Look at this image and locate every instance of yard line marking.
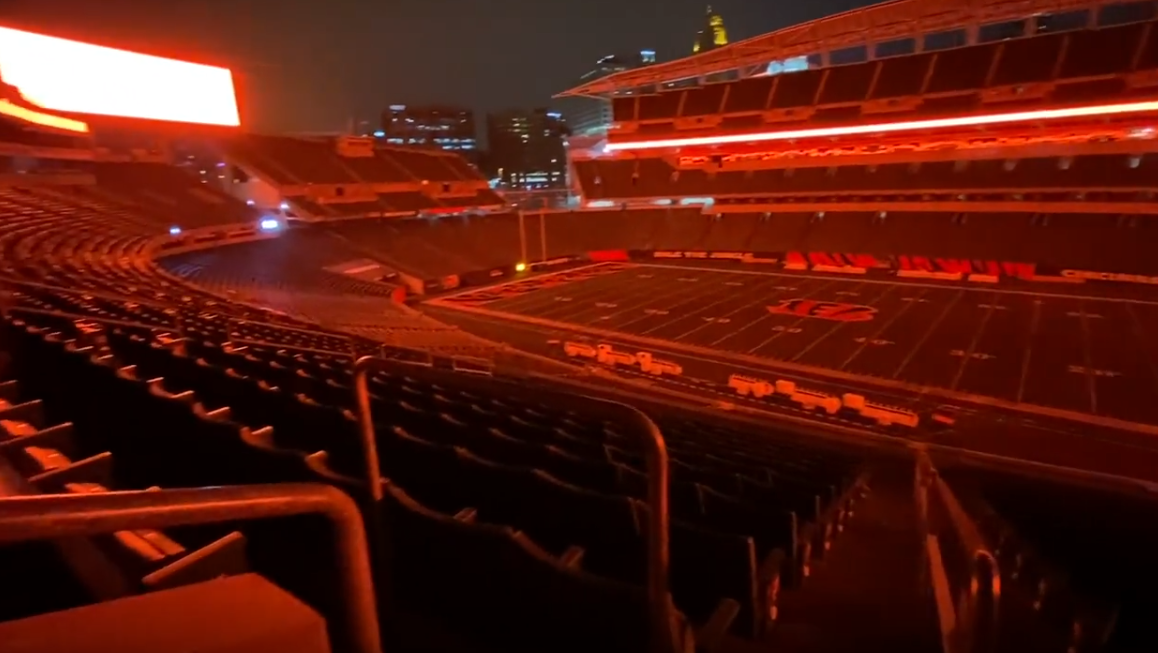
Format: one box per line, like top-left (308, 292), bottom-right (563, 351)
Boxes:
top-left (950, 298), bottom-right (997, 391)
top-left (639, 274), bottom-right (791, 338)
top-left (632, 262), bottom-right (1158, 306)
top-left (1077, 302), bottom-right (1099, 415)
top-left (1123, 303), bottom-right (1158, 396)
top-left (887, 289), bottom-right (961, 378)
top-left (1016, 300), bottom-right (1042, 403)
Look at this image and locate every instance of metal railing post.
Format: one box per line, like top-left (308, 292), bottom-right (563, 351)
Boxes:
top-left (351, 355), bottom-right (680, 652)
top-left (0, 483), bottom-right (381, 653)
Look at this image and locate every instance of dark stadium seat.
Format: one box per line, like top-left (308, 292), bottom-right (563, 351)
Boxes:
top-left (381, 479), bottom-right (659, 653)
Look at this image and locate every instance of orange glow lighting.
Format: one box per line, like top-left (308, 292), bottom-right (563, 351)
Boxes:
top-left (605, 100), bottom-right (1158, 151)
top-left (0, 99), bottom-right (89, 132)
top-left (0, 26), bottom-right (240, 127)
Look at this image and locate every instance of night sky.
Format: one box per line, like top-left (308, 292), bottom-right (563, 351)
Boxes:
top-left (3, 0), bottom-right (876, 134)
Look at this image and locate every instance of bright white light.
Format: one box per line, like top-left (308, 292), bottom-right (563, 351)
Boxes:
top-left (605, 99), bottom-right (1158, 152)
top-left (587, 200), bottom-right (615, 208)
top-left (168, 226), bottom-right (182, 235)
top-left (515, 262), bottom-right (527, 272)
top-left (279, 201), bottom-right (290, 210)
top-left (259, 218), bottom-right (280, 231)
top-left (246, 199), bottom-right (255, 206)
top-left (0, 26), bottom-right (240, 126)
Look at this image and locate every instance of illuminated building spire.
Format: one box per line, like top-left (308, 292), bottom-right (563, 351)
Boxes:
top-left (693, 5), bottom-right (729, 54)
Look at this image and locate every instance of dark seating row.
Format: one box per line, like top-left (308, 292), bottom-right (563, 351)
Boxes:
top-left (574, 155), bottom-right (1158, 201)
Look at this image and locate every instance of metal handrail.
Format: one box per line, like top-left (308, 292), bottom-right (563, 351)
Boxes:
top-left (352, 355), bottom-right (679, 652)
top-left (0, 483), bottom-right (381, 653)
top-left (926, 458), bottom-right (1001, 653)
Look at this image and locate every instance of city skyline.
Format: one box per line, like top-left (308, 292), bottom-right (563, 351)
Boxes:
top-left (1, 0), bottom-right (878, 133)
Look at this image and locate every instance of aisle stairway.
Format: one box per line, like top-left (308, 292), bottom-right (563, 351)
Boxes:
top-left (754, 462), bottom-right (942, 653)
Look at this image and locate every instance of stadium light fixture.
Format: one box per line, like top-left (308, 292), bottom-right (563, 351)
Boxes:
top-left (604, 99), bottom-right (1158, 152)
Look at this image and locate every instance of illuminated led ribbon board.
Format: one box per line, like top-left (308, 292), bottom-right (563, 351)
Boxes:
top-left (0, 98), bottom-right (89, 133)
top-left (0, 26), bottom-right (240, 127)
top-left (605, 100), bottom-right (1158, 152)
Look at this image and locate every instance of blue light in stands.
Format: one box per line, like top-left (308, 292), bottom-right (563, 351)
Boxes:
top-left (373, 130), bottom-right (385, 137)
top-left (259, 218), bottom-right (280, 231)
top-left (168, 226), bottom-right (182, 235)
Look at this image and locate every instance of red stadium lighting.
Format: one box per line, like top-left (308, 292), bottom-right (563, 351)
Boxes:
top-left (0, 26), bottom-right (240, 127)
top-left (0, 98), bottom-right (89, 132)
top-left (604, 100), bottom-right (1158, 152)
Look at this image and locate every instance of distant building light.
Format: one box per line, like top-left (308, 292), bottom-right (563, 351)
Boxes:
top-left (168, 226), bottom-right (182, 235)
top-left (260, 218), bottom-right (281, 231)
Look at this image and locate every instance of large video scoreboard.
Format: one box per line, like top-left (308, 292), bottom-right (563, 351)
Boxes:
top-left (0, 26), bottom-right (240, 128)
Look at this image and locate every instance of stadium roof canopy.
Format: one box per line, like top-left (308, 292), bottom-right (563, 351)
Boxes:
top-left (557, 0), bottom-right (1125, 98)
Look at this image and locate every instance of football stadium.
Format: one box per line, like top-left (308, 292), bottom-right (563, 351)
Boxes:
top-left (2, 1), bottom-right (1158, 651)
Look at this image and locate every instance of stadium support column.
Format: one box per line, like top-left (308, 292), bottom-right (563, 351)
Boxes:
top-left (518, 210), bottom-right (528, 263)
top-left (539, 210), bottom-right (548, 262)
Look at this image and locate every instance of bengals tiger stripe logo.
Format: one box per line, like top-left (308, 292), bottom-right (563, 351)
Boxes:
top-left (767, 299), bottom-right (878, 322)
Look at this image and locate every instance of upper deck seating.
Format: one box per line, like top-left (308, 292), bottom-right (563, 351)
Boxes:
top-left (574, 154), bottom-right (1158, 201)
top-left (229, 136), bottom-right (497, 218)
top-left (610, 20), bottom-right (1158, 132)
top-left (89, 163), bottom-right (258, 229)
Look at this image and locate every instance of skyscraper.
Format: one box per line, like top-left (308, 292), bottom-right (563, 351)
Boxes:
top-left (379, 105), bottom-right (478, 161)
top-left (556, 50), bottom-right (656, 138)
top-left (485, 109), bottom-right (569, 190)
top-left (693, 6), bottom-right (729, 54)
